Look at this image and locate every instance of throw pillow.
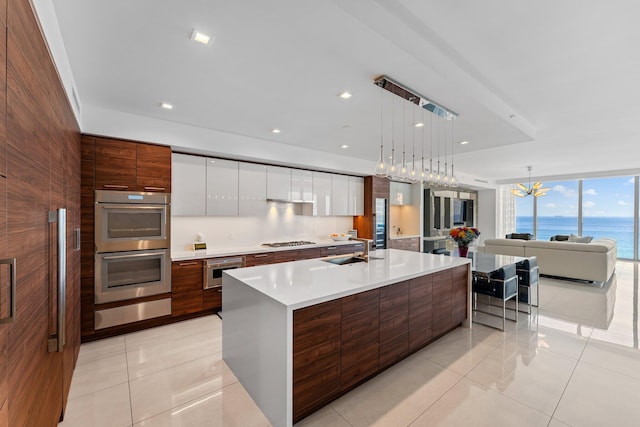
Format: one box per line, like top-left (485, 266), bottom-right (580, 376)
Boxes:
top-left (568, 234), bottom-right (593, 243)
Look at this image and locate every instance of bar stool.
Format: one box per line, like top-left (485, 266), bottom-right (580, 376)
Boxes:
top-left (472, 263), bottom-right (518, 331)
top-left (516, 257), bottom-right (539, 314)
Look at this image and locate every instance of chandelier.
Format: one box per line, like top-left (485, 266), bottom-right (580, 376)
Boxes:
top-left (374, 76), bottom-right (459, 188)
top-left (511, 166), bottom-right (550, 197)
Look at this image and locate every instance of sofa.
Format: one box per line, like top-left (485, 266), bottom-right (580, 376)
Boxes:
top-left (480, 238), bottom-right (617, 284)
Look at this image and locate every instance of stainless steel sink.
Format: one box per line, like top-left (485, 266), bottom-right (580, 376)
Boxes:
top-left (321, 256), bottom-right (367, 265)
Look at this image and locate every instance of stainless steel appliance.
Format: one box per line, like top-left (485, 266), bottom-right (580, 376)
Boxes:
top-left (204, 256), bottom-right (245, 290)
top-left (94, 190), bottom-right (172, 329)
top-left (261, 241), bottom-right (315, 248)
top-left (375, 198), bottom-right (387, 249)
top-left (95, 190), bottom-right (170, 253)
top-left (94, 248), bottom-right (171, 303)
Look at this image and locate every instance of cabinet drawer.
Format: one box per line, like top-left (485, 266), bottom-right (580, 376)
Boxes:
top-left (379, 332), bottom-right (408, 369)
top-left (293, 300), bottom-right (341, 355)
top-left (342, 289), bottom-right (379, 318)
top-left (244, 252), bottom-right (275, 266)
top-left (203, 288), bottom-right (222, 310)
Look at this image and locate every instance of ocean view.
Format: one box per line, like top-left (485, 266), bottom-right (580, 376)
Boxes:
top-left (516, 216), bottom-right (635, 259)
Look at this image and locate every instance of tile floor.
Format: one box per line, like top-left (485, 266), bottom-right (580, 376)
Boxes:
top-left (59, 261), bottom-right (640, 427)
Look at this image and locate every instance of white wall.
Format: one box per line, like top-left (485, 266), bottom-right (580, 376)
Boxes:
top-left (477, 189), bottom-right (497, 245)
top-left (172, 206), bottom-right (353, 252)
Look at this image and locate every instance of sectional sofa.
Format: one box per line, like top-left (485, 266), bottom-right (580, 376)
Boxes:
top-left (480, 238), bottom-right (617, 284)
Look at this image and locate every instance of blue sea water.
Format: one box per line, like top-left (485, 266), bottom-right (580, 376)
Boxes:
top-left (516, 216), bottom-right (635, 259)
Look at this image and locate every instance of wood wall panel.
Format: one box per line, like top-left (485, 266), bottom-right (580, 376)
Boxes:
top-left (5, 0), bottom-right (81, 425)
top-left (80, 136), bottom-right (95, 339)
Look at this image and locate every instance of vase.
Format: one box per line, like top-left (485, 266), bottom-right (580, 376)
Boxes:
top-left (457, 245), bottom-right (469, 257)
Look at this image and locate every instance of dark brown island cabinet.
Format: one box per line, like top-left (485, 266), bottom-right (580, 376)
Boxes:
top-left (293, 265), bottom-right (468, 423)
top-left (0, 0), bottom-right (82, 425)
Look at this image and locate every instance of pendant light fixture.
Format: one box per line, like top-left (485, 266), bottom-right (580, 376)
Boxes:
top-left (398, 100), bottom-right (409, 180)
top-left (373, 76), bottom-right (459, 186)
top-left (375, 84), bottom-right (387, 177)
top-left (409, 103), bottom-right (418, 182)
top-left (511, 166), bottom-right (550, 197)
top-left (388, 94), bottom-right (397, 177)
top-left (420, 107), bottom-right (427, 182)
top-left (450, 118), bottom-right (459, 188)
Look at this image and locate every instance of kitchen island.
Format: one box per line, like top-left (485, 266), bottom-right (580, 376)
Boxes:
top-left (222, 249), bottom-right (471, 427)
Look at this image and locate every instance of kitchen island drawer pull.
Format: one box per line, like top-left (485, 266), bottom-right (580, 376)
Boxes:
top-left (103, 184), bottom-right (129, 190)
top-left (327, 246), bottom-right (337, 250)
top-left (144, 186), bottom-right (166, 192)
top-left (0, 258), bottom-right (17, 324)
top-left (178, 261), bottom-right (199, 266)
top-left (253, 254), bottom-right (269, 258)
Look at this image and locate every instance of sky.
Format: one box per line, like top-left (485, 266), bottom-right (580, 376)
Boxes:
top-left (516, 176), bottom-right (635, 217)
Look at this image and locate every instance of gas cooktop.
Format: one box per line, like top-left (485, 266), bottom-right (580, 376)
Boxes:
top-left (261, 241), bottom-right (316, 248)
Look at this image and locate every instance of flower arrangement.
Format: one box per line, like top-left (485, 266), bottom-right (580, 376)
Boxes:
top-left (449, 227), bottom-right (480, 247)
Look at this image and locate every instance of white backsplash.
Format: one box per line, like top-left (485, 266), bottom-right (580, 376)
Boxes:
top-left (171, 205), bottom-right (354, 252)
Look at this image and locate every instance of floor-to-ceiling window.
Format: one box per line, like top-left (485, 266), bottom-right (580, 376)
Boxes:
top-left (511, 175), bottom-right (638, 260)
top-left (582, 176), bottom-right (635, 259)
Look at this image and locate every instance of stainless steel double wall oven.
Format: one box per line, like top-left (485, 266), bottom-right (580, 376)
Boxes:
top-left (94, 190), bottom-right (171, 329)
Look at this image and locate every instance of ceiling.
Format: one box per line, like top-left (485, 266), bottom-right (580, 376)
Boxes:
top-left (51, 0), bottom-right (640, 183)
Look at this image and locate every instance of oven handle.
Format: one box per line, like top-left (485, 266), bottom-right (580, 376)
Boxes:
top-left (98, 205), bottom-right (167, 210)
top-left (102, 252), bottom-right (164, 260)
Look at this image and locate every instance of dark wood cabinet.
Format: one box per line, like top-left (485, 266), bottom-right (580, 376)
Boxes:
top-left (292, 266), bottom-right (469, 424)
top-left (293, 300), bottom-right (341, 422)
top-left (0, 177), bottom-right (6, 426)
top-left (136, 143), bottom-right (171, 192)
top-left (451, 265), bottom-right (469, 326)
top-left (245, 252), bottom-right (276, 267)
top-left (432, 269), bottom-right (453, 337)
top-left (89, 135), bottom-right (171, 193)
top-left (341, 288), bottom-right (379, 390)
top-left (408, 274), bottom-right (433, 351)
top-left (94, 138), bottom-right (137, 191)
top-left (353, 176), bottom-right (390, 249)
top-left (0, 0), bottom-right (5, 179)
top-left (379, 281), bottom-right (409, 369)
top-left (171, 261), bottom-right (204, 317)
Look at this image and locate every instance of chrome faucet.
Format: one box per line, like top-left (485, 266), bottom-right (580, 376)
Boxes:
top-left (350, 237), bottom-right (371, 262)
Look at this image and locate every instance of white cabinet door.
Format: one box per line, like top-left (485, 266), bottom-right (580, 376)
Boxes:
top-left (390, 181), bottom-right (411, 205)
top-left (331, 174), bottom-right (349, 216)
top-left (207, 158), bottom-right (238, 216)
top-left (239, 162), bottom-right (267, 216)
top-left (172, 153), bottom-right (206, 216)
top-left (348, 176), bottom-right (364, 216)
top-left (312, 172), bottom-right (332, 216)
top-left (266, 166), bottom-right (291, 201)
top-left (291, 169), bottom-right (313, 202)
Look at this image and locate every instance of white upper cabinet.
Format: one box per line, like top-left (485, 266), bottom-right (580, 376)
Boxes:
top-left (348, 176), bottom-right (364, 216)
top-left (172, 153), bottom-right (206, 216)
top-left (207, 158), bottom-right (238, 216)
top-left (291, 169), bottom-right (313, 202)
top-left (266, 166), bottom-right (291, 201)
top-left (390, 181), bottom-right (412, 205)
top-left (312, 172), bottom-right (332, 216)
top-left (239, 162), bottom-right (267, 216)
top-left (331, 174), bottom-right (350, 216)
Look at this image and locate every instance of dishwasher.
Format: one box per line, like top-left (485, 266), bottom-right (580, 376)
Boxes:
top-left (203, 256), bottom-right (245, 318)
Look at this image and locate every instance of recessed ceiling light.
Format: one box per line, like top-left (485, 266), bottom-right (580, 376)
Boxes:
top-left (338, 92), bottom-right (352, 99)
top-left (459, 141), bottom-right (469, 145)
top-left (341, 144), bottom-right (349, 149)
top-left (190, 29), bottom-right (212, 45)
top-left (271, 128), bottom-right (281, 134)
top-left (414, 122), bottom-right (424, 128)
top-left (160, 102), bottom-right (173, 110)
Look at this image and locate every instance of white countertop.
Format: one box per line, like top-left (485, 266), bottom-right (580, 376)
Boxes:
top-left (389, 234), bottom-right (421, 240)
top-left (171, 239), bottom-right (363, 261)
top-left (224, 249), bottom-right (470, 310)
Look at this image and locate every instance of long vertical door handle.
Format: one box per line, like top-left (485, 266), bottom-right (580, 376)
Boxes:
top-left (0, 258), bottom-right (16, 324)
top-left (48, 208), bottom-right (66, 352)
top-left (58, 208), bottom-right (66, 351)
